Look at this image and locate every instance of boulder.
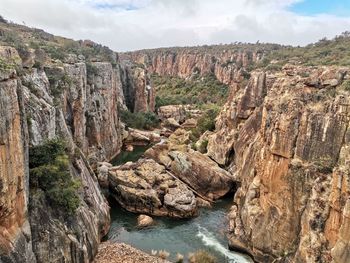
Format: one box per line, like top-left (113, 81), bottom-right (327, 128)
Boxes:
top-left (108, 159), bottom-right (198, 218)
top-left (169, 150), bottom-right (235, 200)
top-left (137, 215), bottom-right (154, 228)
top-left (163, 118), bottom-right (180, 130)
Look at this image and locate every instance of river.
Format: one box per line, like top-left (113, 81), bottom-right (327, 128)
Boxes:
top-left (107, 145), bottom-right (253, 263)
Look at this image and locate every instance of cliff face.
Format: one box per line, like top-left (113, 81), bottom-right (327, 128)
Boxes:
top-left (0, 41), bottom-right (152, 262)
top-left (206, 65), bottom-right (350, 262)
top-left (0, 47), bottom-right (36, 263)
top-left (124, 48), bottom-right (263, 90)
top-left (119, 64), bottom-right (155, 113)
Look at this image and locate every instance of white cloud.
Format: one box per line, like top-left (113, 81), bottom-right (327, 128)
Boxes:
top-left (1, 0), bottom-right (350, 51)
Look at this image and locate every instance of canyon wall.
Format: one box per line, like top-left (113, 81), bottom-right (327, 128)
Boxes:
top-left (0, 42), bottom-right (154, 262)
top-left (119, 63), bottom-right (155, 113)
top-left (207, 66), bottom-right (350, 262)
top-left (123, 46), bottom-right (265, 90)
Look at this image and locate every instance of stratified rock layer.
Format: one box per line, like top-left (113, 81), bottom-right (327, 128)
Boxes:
top-left (0, 41), bottom-right (155, 262)
top-left (207, 65), bottom-right (350, 262)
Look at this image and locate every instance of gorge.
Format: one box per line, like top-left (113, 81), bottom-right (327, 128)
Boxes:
top-left (1, 19), bottom-right (350, 263)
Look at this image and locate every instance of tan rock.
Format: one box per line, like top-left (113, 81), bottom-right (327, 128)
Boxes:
top-left (137, 215), bottom-right (154, 228)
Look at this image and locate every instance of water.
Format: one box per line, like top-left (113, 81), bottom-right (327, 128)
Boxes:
top-left (107, 142), bottom-right (252, 262)
top-left (107, 198), bottom-right (253, 263)
top-left (111, 145), bottom-right (152, 166)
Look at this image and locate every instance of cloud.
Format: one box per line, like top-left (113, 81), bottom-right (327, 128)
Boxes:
top-left (1, 0), bottom-right (350, 51)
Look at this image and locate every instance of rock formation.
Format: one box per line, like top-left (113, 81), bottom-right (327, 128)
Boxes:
top-left (119, 63), bottom-right (155, 113)
top-left (0, 46), bottom-right (36, 263)
top-left (207, 65), bottom-right (350, 262)
top-left (0, 33), bottom-right (156, 261)
top-left (108, 159), bottom-right (198, 218)
top-left (145, 129), bottom-right (236, 201)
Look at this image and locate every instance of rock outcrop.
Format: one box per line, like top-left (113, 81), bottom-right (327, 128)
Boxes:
top-left (119, 64), bottom-right (155, 113)
top-left (123, 46), bottom-right (264, 90)
top-left (206, 65), bottom-right (350, 262)
top-left (0, 47), bottom-right (36, 263)
top-left (108, 159), bottom-right (198, 218)
top-left (0, 39), bottom-right (154, 262)
top-left (145, 129), bottom-right (236, 201)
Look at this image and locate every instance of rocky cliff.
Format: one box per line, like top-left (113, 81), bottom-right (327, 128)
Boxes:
top-left (207, 65), bottom-right (350, 262)
top-left (0, 31), bottom-right (155, 262)
top-left (123, 46), bottom-right (267, 91)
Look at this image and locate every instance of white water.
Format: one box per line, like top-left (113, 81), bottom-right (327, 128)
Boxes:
top-left (197, 225), bottom-right (253, 263)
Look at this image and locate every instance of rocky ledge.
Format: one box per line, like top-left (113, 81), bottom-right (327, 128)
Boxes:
top-left (94, 242), bottom-right (170, 263)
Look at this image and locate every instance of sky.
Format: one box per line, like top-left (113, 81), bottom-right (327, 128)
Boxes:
top-left (1, 0), bottom-right (350, 52)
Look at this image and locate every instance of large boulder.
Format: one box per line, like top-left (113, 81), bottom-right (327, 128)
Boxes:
top-left (169, 150), bottom-right (235, 200)
top-left (108, 159), bottom-right (197, 218)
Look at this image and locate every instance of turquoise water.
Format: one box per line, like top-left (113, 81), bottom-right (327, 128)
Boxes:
top-left (107, 198), bottom-right (253, 263)
top-left (107, 143), bottom-right (252, 262)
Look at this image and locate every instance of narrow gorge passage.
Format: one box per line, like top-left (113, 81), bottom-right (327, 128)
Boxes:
top-left (105, 140), bottom-right (253, 263)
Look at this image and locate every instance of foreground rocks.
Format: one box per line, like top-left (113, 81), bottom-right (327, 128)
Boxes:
top-left (94, 242), bottom-right (170, 263)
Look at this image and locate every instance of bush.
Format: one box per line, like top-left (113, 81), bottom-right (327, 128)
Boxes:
top-left (191, 107), bottom-right (220, 141)
top-left (189, 250), bottom-right (217, 263)
top-left (341, 80), bottom-right (350, 91)
top-left (120, 109), bottom-right (160, 130)
top-left (86, 62), bottom-right (99, 75)
top-left (29, 139), bottom-right (80, 215)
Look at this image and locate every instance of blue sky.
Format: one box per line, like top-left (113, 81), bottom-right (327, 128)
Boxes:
top-left (2, 0), bottom-right (350, 51)
top-left (290, 0), bottom-right (350, 16)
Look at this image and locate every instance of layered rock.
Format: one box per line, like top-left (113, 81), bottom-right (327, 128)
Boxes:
top-left (0, 42), bottom-right (140, 262)
top-left (0, 47), bottom-right (36, 263)
top-left (123, 47), bottom-right (264, 90)
top-left (119, 64), bottom-right (155, 113)
top-left (108, 159), bottom-right (197, 218)
top-left (145, 129), bottom-right (236, 201)
top-left (207, 65), bottom-right (350, 262)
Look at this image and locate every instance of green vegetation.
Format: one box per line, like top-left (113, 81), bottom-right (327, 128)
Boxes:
top-left (196, 139), bottom-right (209, 154)
top-left (0, 57), bottom-right (16, 72)
top-left (152, 74), bottom-right (229, 109)
top-left (340, 80), bottom-right (350, 91)
top-left (120, 109), bottom-right (160, 130)
top-left (254, 32), bottom-right (350, 70)
top-left (0, 21), bottom-right (117, 66)
top-left (47, 73), bottom-right (73, 99)
top-left (190, 106), bottom-right (220, 141)
top-left (29, 139), bottom-right (80, 215)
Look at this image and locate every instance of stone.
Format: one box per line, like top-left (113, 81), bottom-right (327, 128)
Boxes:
top-left (169, 150), bottom-right (235, 200)
top-left (137, 215), bottom-right (154, 228)
top-left (108, 159), bottom-right (198, 218)
top-left (163, 117), bottom-right (180, 130)
top-left (126, 144), bottom-right (134, 152)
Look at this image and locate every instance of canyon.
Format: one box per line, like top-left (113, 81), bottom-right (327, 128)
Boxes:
top-left (1, 20), bottom-right (350, 263)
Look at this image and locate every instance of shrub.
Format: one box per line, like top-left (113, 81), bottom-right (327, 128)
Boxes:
top-left (86, 62), bottom-right (99, 75)
top-left (188, 250), bottom-right (217, 263)
top-left (341, 80), bottom-right (350, 91)
top-left (29, 139), bottom-right (80, 215)
top-left (120, 109), bottom-right (160, 130)
top-left (158, 250), bottom-right (170, 260)
top-left (191, 107), bottom-right (220, 141)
